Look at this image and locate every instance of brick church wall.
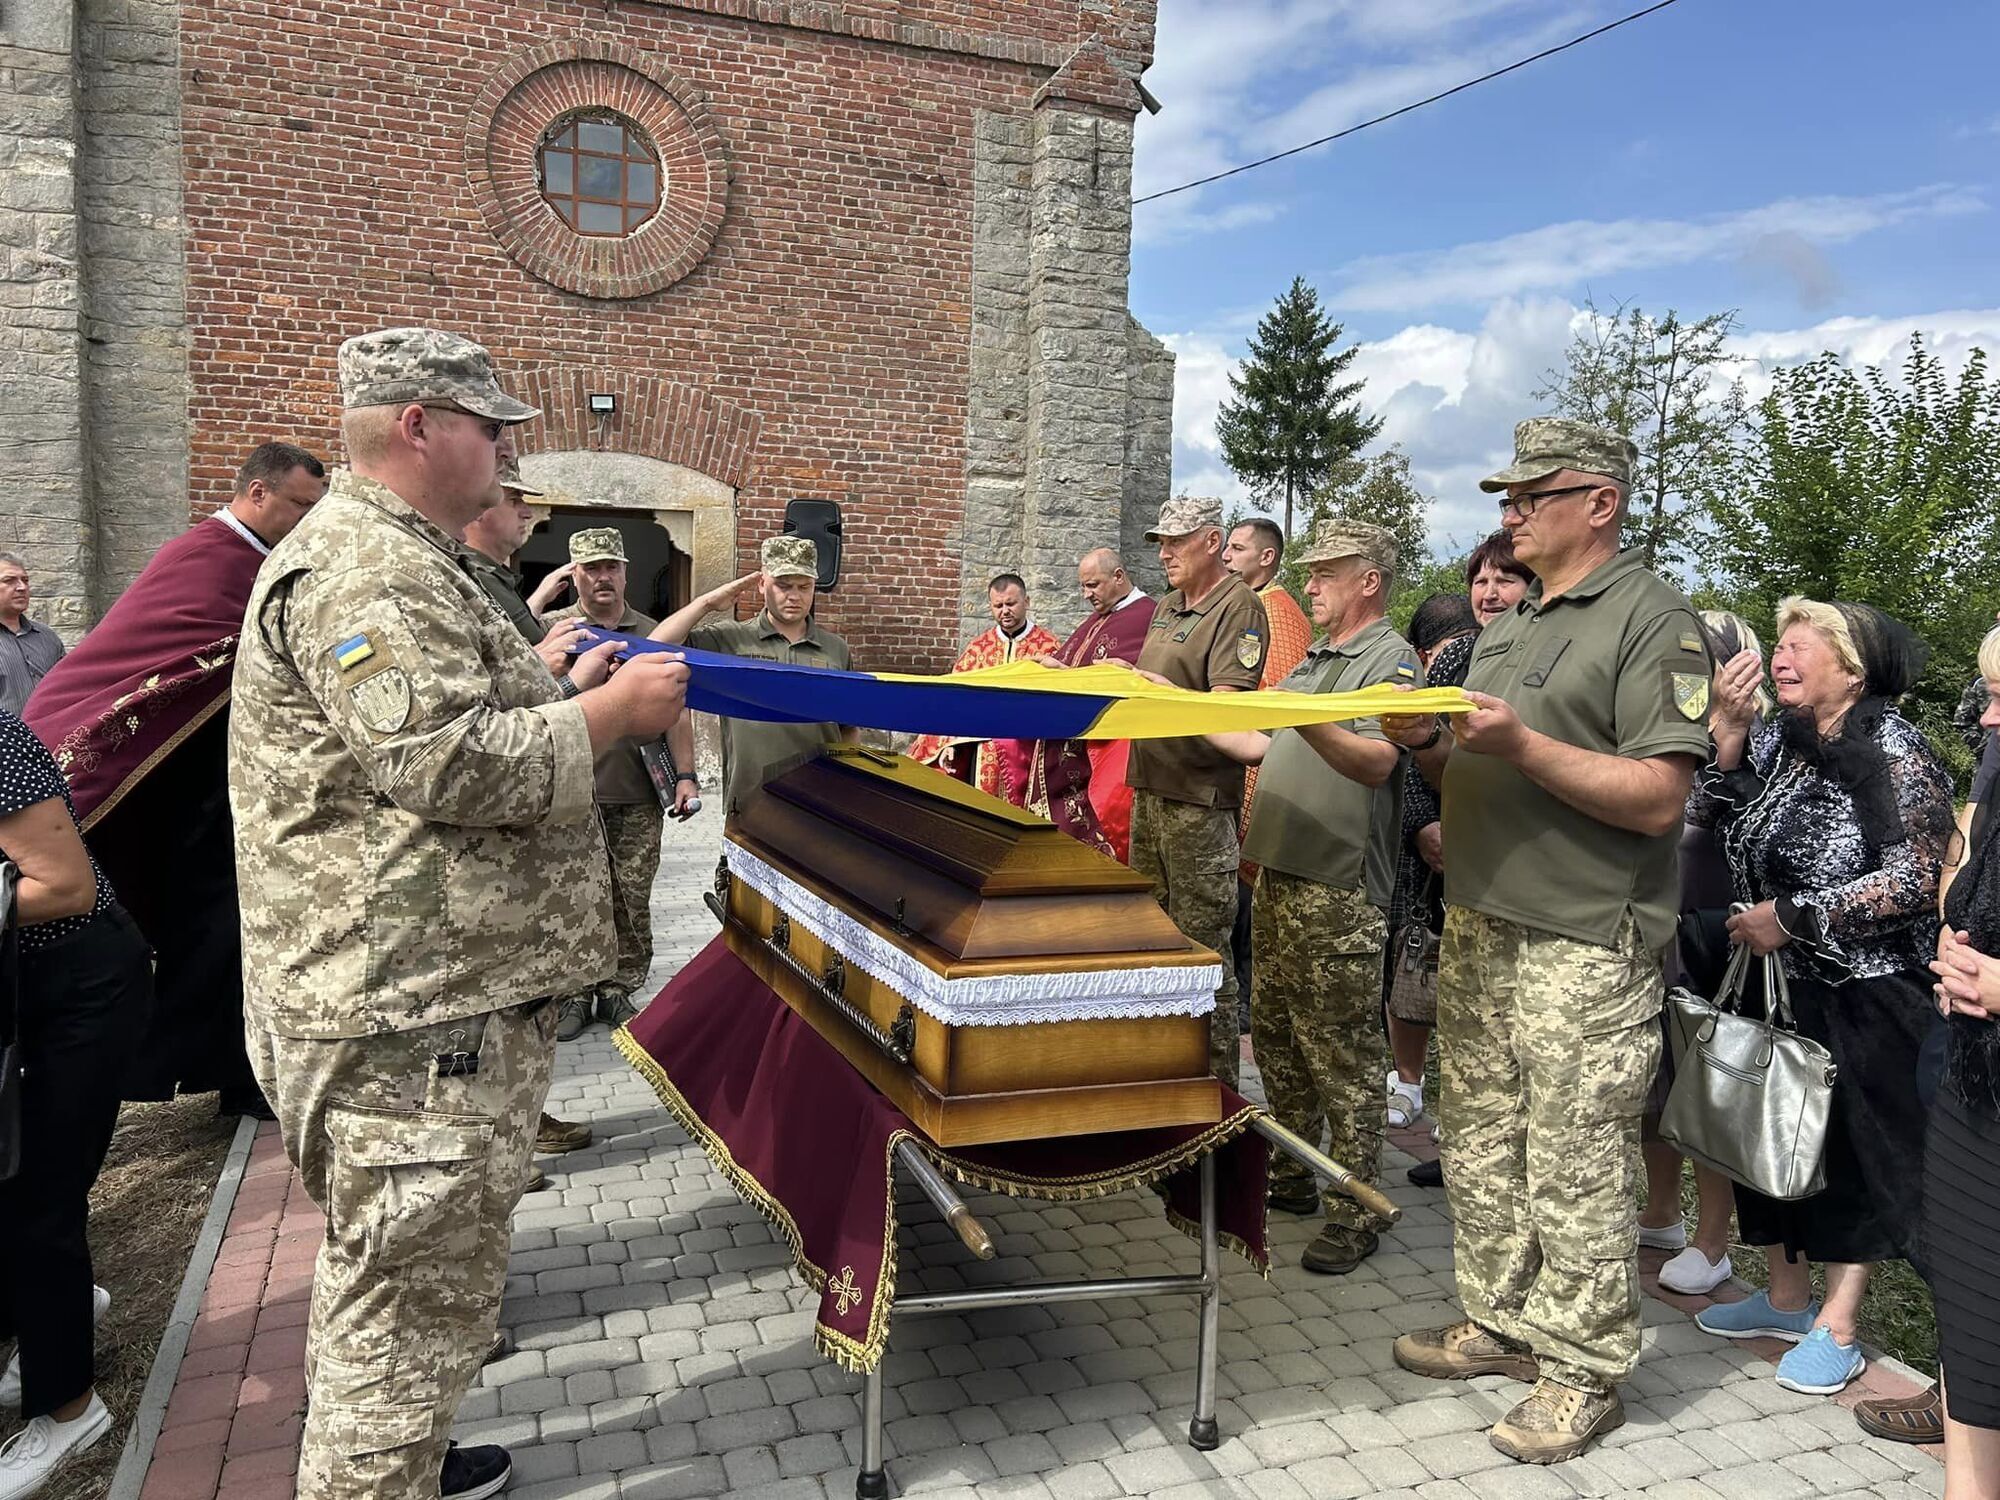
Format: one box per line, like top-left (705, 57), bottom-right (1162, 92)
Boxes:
top-left (168, 0), bottom-right (1168, 671)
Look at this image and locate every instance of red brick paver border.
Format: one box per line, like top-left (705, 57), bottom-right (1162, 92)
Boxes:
top-left (144, 1122), bottom-right (319, 1500)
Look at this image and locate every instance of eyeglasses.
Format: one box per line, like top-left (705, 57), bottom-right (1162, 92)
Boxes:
top-left (419, 404), bottom-right (506, 444)
top-left (1499, 483), bottom-right (1599, 519)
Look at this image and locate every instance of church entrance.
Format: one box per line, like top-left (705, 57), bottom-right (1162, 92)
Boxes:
top-left (519, 507), bottom-right (691, 621)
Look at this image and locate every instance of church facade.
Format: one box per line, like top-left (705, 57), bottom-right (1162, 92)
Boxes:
top-left (2, 0), bottom-right (1173, 666)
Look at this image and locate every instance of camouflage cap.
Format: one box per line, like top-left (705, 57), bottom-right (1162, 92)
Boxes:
top-left (761, 534), bottom-right (818, 579)
top-left (336, 326), bottom-right (540, 422)
top-left (1297, 518), bottom-right (1399, 576)
top-left (569, 526), bottom-right (627, 565)
top-left (1144, 495), bottom-right (1224, 541)
top-left (1479, 416), bottom-right (1637, 492)
top-left (496, 455), bottom-right (543, 497)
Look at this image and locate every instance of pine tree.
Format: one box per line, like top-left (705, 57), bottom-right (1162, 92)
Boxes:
top-left (1216, 277), bottom-right (1383, 539)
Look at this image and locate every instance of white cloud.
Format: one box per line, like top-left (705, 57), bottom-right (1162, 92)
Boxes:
top-left (1332, 186), bottom-right (1984, 312)
top-left (1167, 303), bottom-right (2000, 557)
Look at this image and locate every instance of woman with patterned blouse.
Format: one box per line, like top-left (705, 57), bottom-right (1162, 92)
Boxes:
top-left (0, 710), bottom-right (152, 1500)
top-left (1688, 599), bottom-right (1951, 1399)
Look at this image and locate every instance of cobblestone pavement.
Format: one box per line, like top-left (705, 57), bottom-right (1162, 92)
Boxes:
top-left (138, 810), bottom-right (1946, 1500)
top-left (447, 813), bottom-right (1945, 1500)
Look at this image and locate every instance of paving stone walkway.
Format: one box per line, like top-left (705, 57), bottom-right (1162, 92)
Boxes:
top-left (139, 812), bottom-right (1945, 1499)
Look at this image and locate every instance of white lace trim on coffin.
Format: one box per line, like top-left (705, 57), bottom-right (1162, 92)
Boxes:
top-left (723, 843), bottom-right (1221, 1027)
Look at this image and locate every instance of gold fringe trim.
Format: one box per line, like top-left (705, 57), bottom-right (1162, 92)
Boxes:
top-left (613, 1024), bottom-right (904, 1372)
top-left (614, 1028), bottom-right (1275, 1371)
top-left (79, 686), bottom-right (233, 832)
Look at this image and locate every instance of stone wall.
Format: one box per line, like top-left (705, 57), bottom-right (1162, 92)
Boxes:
top-left (0, 0), bottom-right (91, 633)
top-left (954, 79), bottom-right (1174, 647)
top-left (77, 0), bottom-right (190, 597)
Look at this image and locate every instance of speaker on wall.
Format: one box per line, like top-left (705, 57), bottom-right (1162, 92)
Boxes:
top-left (782, 500), bottom-right (842, 591)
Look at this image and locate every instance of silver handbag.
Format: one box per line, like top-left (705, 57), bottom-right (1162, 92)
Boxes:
top-left (1659, 920), bottom-right (1837, 1201)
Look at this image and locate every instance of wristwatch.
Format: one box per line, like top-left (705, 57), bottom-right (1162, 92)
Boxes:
top-left (676, 772), bottom-right (699, 787)
top-left (556, 675), bottom-right (581, 700)
top-left (1410, 717), bottom-right (1443, 752)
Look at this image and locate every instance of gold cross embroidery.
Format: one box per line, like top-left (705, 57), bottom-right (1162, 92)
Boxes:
top-left (829, 1265), bottom-right (862, 1317)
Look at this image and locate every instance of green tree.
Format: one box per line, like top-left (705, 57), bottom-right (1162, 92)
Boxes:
top-left (1706, 335), bottom-right (2000, 778)
top-left (1535, 297), bottom-right (1748, 573)
top-left (1216, 276), bottom-right (1383, 539)
top-left (1280, 445), bottom-right (1433, 614)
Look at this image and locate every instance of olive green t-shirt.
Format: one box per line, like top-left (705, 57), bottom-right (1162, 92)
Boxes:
top-left (544, 602), bottom-right (660, 806)
top-left (1242, 617), bottom-right (1419, 906)
top-left (1127, 573), bottom-right (1269, 809)
top-left (686, 610), bottom-right (853, 813)
top-left (1442, 550), bottom-right (1712, 953)
top-left (465, 549), bottom-right (544, 646)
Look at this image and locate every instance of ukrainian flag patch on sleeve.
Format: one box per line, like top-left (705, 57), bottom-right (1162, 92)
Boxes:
top-left (333, 633), bottom-right (375, 671)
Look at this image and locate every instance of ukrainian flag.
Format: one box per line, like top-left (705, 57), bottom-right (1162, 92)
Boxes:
top-left (578, 629), bottom-right (1470, 740)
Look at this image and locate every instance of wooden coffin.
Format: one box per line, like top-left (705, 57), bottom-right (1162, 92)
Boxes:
top-left (712, 747), bottom-right (1224, 1145)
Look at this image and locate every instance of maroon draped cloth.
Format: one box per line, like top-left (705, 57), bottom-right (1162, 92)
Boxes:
top-left (616, 937), bottom-right (1268, 1372)
top-left (1027, 595), bottom-right (1158, 861)
top-left (25, 515), bottom-right (265, 827)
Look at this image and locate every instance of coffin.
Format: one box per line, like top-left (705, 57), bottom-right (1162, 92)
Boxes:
top-left (711, 747), bottom-right (1224, 1145)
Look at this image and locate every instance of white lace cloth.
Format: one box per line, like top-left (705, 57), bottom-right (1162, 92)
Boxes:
top-left (724, 843), bottom-right (1220, 1027)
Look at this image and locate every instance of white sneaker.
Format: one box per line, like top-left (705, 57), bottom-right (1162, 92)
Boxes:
top-left (1637, 1219), bottom-right (1688, 1251)
top-left (0, 1394), bottom-right (113, 1499)
top-left (1657, 1246), bottom-right (1733, 1295)
top-left (1385, 1069), bottom-right (1425, 1128)
top-left (0, 1288), bottom-right (107, 1412)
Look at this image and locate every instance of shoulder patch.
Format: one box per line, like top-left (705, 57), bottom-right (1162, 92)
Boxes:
top-left (1394, 659), bottom-right (1417, 681)
top-left (1678, 632), bottom-right (1705, 655)
top-left (1236, 629), bottom-right (1264, 670)
top-left (333, 633), bottom-right (374, 670)
top-left (1670, 669), bottom-right (1710, 722)
top-left (349, 667), bottom-right (413, 735)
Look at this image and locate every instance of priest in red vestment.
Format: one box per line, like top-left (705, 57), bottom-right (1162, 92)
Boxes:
top-left (25, 443), bottom-right (328, 1117)
top-left (907, 572), bottom-right (1060, 804)
top-left (1025, 548), bottom-right (1157, 861)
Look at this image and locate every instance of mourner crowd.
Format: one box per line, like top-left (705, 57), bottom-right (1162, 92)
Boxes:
top-left (0, 325), bottom-right (1996, 1500)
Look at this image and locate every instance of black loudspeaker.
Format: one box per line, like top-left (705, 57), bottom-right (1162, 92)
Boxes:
top-left (783, 500), bottom-right (843, 591)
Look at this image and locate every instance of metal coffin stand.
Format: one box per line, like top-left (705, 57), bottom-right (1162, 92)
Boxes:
top-left (855, 1119), bottom-right (1395, 1500)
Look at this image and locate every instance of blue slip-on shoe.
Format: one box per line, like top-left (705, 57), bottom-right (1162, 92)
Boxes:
top-left (1774, 1325), bottom-right (1866, 1395)
top-left (1695, 1289), bottom-right (1821, 1343)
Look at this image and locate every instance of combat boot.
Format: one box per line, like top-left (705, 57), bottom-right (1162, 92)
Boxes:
top-left (1392, 1319), bottom-right (1539, 1381)
top-left (1301, 1224), bottom-right (1377, 1275)
top-left (1488, 1377), bottom-right (1624, 1463)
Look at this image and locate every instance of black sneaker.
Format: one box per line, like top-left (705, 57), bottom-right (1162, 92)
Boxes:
top-left (1267, 1183), bottom-right (1321, 1216)
top-left (1406, 1158), bottom-right (1443, 1188)
top-left (216, 1085), bottom-right (277, 1122)
top-left (440, 1441), bottom-right (511, 1500)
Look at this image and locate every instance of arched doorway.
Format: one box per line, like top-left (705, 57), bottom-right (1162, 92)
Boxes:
top-left (518, 507), bottom-right (690, 620)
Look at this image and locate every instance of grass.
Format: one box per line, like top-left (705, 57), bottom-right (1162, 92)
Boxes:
top-left (0, 1096), bottom-right (238, 1500)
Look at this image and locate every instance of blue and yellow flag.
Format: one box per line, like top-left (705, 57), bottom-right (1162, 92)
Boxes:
top-left (578, 628), bottom-right (1470, 740)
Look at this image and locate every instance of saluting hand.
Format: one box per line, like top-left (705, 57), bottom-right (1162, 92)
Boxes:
top-left (707, 572), bottom-right (762, 609)
top-left (1453, 690), bottom-right (1529, 760)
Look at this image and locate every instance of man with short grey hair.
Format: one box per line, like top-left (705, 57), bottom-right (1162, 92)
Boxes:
top-left (0, 553), bottom-right (65, 716)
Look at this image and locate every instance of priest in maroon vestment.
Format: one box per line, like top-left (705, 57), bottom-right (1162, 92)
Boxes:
top-left (25, 443), bottom-right (327, 1116)
top-left (1026, 548), bottom-right (1156, 861)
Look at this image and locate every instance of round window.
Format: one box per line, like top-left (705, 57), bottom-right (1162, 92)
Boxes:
top-left (538, 113), bottom-right (662, 237)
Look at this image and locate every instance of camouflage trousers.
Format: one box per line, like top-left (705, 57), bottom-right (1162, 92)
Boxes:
top-left (1129, 790), bottom-right (1241, 1088)
top-left (602, 800), bottom-right (665, 995)
top-left (1251, 871), bottom-right (1390, 1233)
top-left (1437, 907), bottom-right (1662, 1393)
top-left (248, 999), bottom-right (556, 1500)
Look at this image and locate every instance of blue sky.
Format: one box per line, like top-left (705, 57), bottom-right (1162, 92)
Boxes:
top-left (1130, 0), bottom-right (2000, 554)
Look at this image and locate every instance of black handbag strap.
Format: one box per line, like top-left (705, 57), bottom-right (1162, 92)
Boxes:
top-left (0, 861), bottom-right (17, 1049)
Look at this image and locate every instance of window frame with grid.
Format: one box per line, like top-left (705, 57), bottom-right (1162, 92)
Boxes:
top-left (537, 112), bottom-right (663, 237)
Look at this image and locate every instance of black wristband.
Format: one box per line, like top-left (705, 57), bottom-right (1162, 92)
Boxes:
top-left (556, 675), bottom-right (581, 700)
top-left (676, 772), bottom-right (698, 784)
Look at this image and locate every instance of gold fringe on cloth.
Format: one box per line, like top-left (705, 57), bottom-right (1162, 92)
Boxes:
top-left (615, 1024), bottom-right (1269, 1372)
top-left (613, 1024), bottom-right (904, 1371)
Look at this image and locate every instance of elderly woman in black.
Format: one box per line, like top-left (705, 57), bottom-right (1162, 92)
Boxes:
top-left (1689, 599), bottom-right (1950, 1398)
top-left (1921, 622), bottom-right (2000, 1496)
top-left (0, 710), bottom-right (151, 1499)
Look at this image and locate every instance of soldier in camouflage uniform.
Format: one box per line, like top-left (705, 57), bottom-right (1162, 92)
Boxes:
top-left (1382, 419), bottom-right (1712, 1464)
top-left (1207, 521), bottom-right (1417, 1275)
top-left (544, 525), bottom-right (697, 1037)
top-left (1126, 496), bottom-right (1268, 1088)
top-left (229, 327), bottom-right (691, 1500)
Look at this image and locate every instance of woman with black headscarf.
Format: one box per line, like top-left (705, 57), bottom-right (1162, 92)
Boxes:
top-left (1687, 598), bottom-right (1952, 1399)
